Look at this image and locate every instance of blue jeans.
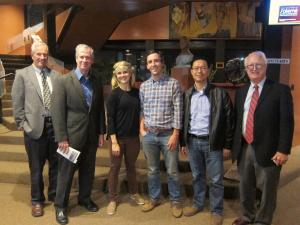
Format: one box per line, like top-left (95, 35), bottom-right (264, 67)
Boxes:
top-left (187, 137), bottom-right (224, 215)
top-left (142, 131), bottom-right (181, 202)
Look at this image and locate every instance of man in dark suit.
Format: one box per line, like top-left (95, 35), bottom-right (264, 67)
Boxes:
top-left (232, 51), bottom-right (294, 225)
top-left (51, 44), bottom-right (106, 225)
top-left (11, 41), bottom-right (59, 217)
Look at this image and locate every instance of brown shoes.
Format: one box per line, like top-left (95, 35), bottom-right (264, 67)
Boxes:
top-left (232, 217), bottom-right (250, 225)
top-left (210, 213), bottom-right (223, 225)
top-left (171, 202), bottom-right (182, 218)
top-left (142, 200), bottom-right (160, 212)
top-left (31, 203), bottom-right (44, 217)
top-left (183, 206), bottom-right (201, 217)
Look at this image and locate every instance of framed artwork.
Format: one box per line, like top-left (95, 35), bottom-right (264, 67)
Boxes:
top-left (170, 1), bottom-right (262, 39)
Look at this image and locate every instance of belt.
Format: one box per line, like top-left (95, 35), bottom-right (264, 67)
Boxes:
top-left (44, 116), bottom-right (52, 123)
top-left (188, 133), bottom-right (209, 140)
top-left (145, 127), bottom-right (173, 134)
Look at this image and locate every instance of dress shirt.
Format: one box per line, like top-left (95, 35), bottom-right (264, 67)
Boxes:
top-left (75, 68), bottom-right (93, 107)
top-left (242, 78), bottom-right (266, 135)
top-left (33, 65), bottom-right (53, 98)
top-left (140, 75), bottom-right (182, 130)
top-left (189, 86), bottom-right (210, 136)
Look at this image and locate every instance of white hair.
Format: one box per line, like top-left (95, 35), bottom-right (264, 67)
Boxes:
top-left (75, 44), bottom-right (94, 59)
top-left (31, 42), bottom-right (48, 56)
top-left (244, 51), bottom-right (267, 66)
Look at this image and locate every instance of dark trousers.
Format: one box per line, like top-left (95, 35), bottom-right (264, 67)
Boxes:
top-left (54, 142), bottom-right (97, 210)
top-left (108, 137), bottom-right (140, 201)
top-left (238, 143), bottom-right (281, 225)
top-left (24, 120), bottom-right (58, 204)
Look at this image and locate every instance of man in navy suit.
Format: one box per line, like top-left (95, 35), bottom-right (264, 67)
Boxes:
top-left (232, 51), bottom-right (294, 225)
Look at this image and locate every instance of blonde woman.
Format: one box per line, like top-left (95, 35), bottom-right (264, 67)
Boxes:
top-left (106, 61), bottom-right (144, 215)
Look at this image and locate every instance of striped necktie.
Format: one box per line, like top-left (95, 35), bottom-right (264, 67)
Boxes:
top-left (41, 70), bottom-right (51, 109)
top-left (244, 85), bottom-right (259, 144)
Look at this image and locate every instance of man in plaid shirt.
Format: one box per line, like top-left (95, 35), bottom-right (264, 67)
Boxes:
top-left (139, 51), bottom-right (183, 218)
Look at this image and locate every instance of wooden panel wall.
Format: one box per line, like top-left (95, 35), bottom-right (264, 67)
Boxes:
top-left (0, 5), bottom-right (25, 55)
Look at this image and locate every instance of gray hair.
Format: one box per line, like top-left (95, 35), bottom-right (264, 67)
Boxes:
top-left (31, 42), bottom-right (48, 56)
top-left (75, 44), bottom-right (94, 59)
top-left (244, 51), bottom-right (267, 66)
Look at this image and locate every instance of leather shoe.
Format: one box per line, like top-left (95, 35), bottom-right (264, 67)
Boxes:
top-left (78, 200), bottom-right (99, 212)
top-left (31, 203), bottom-right (44, 217)
top-left (232, 217), bottom-right (250, 225)
top-left (55, 209), bottom-right (68, 225)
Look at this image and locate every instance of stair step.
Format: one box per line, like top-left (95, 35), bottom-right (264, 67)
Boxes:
top-left (1, 116), bottom-right (17, 130)
top-left (2, 99), bottom-right (12, 108)
top-left (4, 85), bottom-right (12, 92)
top-left (4, 79), bottom-right (13, 86)
top-left (0, 143), bottom-right (192, 172)
top-left (1, 93), bottom-right (12, 100)
top-left (0, 160), bottom-right (110, 190)
top-left (2, 108), bottom-right (13, 116)
top-left (0, 144), bottom-right (27, 162)
top-left (0, 160), bottom-right (239, 198)
top-left (0, 125), bottom-right (23, 143)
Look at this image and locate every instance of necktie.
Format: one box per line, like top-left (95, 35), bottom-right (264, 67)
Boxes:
top-left (41, 70), bottom-right (51, 109)
top-left (244, 85), bottom-right (259, 144)
top-left (80, 76), bottom-right (92, 107)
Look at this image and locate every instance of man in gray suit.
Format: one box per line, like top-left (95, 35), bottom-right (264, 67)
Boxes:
top-left (51, 44), bottom-right (106, 225)
top-left (11, 41), bottom-right (59, 217)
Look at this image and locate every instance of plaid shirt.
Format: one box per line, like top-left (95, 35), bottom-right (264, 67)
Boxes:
top-left (140, 75), bottom-right (182, 130)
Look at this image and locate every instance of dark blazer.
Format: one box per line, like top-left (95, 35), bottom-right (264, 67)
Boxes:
top-left (12, 65), bottom-right (60, 139)
top-left (232, 79), bottom-right (294, 167)
top-left (51, 70), bottom-right (106, 150)
top-left (180, 83), bottom-right (234, 150)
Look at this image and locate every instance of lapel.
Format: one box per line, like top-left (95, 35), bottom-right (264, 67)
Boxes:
top-left (240, 83), bottom-right (250, 109)
top-left (28, 65), bottom-right (43, 102)
top-left (70, 70), bottom-right (89, 109)
top-left (49, 69), bottom-right (55, 84)
top-left (257, 79), bottom-right (272, 108)
top-left (89, 72), bottom-right (96, 110)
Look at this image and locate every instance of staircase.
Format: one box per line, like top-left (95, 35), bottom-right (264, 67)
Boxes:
top-left (0, 123), bottom-right (239, 198)
top-left (0, 55), bottom-right (32, 130)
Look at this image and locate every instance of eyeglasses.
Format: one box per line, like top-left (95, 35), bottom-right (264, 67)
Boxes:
top-left (246, 63), bottom-right (265, 70)
top-left (192, 67), bottom-right (208, 71)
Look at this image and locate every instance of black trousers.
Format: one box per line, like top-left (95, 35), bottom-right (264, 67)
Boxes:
top-left (24, 119), bottom-right (58, 204)
top-left (54, 141), bottom-right (98, 210)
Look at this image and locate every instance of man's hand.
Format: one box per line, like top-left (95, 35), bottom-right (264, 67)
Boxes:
top-left (223, 148), bottom-right (231, 160)
top-left (140, 128), bottom-right (147, 137)
top-left (272, 152), bottom-right (288, 166)
top-left (111, 142), bottom-right (121, 156)
top-left (58, 140), bottom-right (69, 154)
top-left (167, 129), bottom-right (179, 151)
top-left (139, 117), bottom-right (147, 137)
top-left (180, 146), bottom-right (188, 156)
top-left (98, 134), bottom-right (104, 147)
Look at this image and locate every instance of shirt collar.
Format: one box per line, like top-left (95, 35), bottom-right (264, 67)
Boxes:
top-left (32, 64), bottom-right (46, 75)
top-left (250, 77), bottom-right (266, 90)
top-left (192, 83), bottom-right (208, 95)
top-left (150, 74), bottom-right (168, 83)
top-left (75, 68), bottom-right (88, 81)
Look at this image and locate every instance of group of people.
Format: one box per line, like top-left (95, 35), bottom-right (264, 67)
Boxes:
top-left (11, 41), bottom-right (294, 225)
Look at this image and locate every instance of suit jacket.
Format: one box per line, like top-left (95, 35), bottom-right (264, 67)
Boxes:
top-left (232, 79), bottom-right (294, 167)
top-left (11, 65), bottom-right (60, 139)
top-left (51, 70), bottom-right (106, 150)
